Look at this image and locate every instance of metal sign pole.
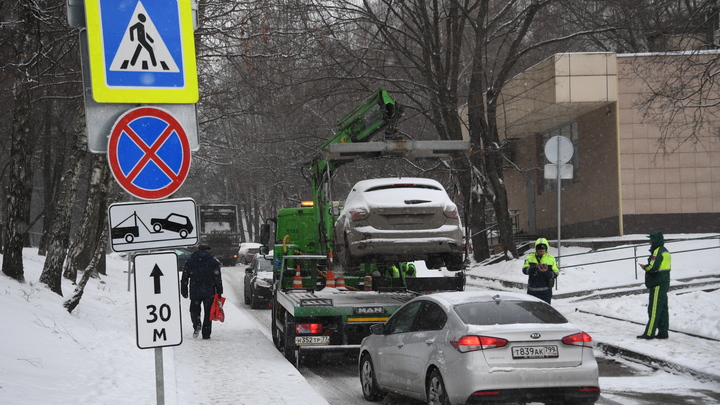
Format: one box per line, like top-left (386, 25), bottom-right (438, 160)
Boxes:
top-left (155, 347), bottom-right (165, 405)
top-left (556, 138), bottom-right (562, 268)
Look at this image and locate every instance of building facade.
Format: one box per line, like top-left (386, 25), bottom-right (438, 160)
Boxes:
top-left (496, 52), bottom-right (720, 238)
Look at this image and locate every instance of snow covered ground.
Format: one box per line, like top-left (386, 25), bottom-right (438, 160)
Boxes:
top-left (0, 233), bottom-right (719, 404)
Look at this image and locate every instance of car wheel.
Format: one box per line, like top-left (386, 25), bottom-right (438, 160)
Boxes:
top-left (250, 290), bottom-right (261, 309)
top-left (179, 229), bottom-right (188, 238)
top-left (446, 253), bottom-right (465, 271)
top-left (341, 234), bottom-right (358, 269)
top-left (153, 223), bottom-right (162, 232)
top-left (359, 353), bottom-right (384, 401)
top-left (427, 369), bottom-right (450, 405)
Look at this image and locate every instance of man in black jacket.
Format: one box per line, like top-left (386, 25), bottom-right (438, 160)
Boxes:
top-left (181, 245), bottom-right (223, 339)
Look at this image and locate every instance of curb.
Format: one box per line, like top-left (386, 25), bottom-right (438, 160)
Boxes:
top-left (596, 341), bottom-right (720, 383)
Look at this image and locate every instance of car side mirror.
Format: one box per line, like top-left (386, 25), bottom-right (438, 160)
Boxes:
top-left (259, 245), bottom-right (269, 255)
top-left (370, 323), bottom-right (385, 335)
top-left (260, 223), bottom-right (271, 245)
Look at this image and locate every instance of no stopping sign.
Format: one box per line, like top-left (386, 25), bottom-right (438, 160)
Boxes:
top-left (108, 107), bottom-right (191, 200)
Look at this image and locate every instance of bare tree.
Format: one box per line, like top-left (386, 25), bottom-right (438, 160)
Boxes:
top-left (39, 107), bottom-right (88, 296)
top-left (1, 1), bottom-right (45, 282)
top-left (64, 154), bottom-right (114, 282)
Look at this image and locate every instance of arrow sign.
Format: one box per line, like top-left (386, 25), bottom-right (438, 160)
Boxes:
top-left (150, 264), bottom-right (164, 294)
top-left (133, 251), bottom-right (182, 349)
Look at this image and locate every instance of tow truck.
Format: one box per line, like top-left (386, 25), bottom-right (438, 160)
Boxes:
top-left (260, 88), bottom-right (469, 366)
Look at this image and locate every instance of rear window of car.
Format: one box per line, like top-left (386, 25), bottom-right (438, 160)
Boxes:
top-left (454, 301), bottom-right (568, 325)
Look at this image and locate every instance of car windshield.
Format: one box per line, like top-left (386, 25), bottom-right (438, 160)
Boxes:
top-left (454, 301), bottom-right (568, 325)
top-left (257, 257), bottom-right (274, 272)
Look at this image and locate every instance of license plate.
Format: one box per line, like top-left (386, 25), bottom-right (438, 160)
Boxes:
top-left (295, 335), bottom-right (330, 346)
top-left (512, 345), bottom-right (558, 359)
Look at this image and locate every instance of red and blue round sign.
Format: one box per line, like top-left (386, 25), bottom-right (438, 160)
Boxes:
top-left (108, 107), bottom-right (191, 200)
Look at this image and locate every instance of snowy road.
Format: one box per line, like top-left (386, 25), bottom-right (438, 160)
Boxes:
top-left (221, 265), bottom-right (720, 405)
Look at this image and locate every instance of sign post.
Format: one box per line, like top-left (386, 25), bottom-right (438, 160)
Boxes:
top-left (133, 251), bottom-right (183, 405)
top-left (544, 136), bottom-right (574, 266)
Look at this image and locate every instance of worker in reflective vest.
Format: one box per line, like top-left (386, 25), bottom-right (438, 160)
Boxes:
top-left (637, 232), bottom-right (671, 340)
top-left (386, 264), bottom-right (400, 278)
top-left (522, 238), bottom-right (559, 304)
top-left (399, 262), bottom-right (417, 277)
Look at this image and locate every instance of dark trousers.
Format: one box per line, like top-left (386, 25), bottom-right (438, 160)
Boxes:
top-left (190, 296), bottom-right (214, 338)
top-left (642, 284), bottom-right (669, 337)
top-left (528, 289), bottom-right (552, 304)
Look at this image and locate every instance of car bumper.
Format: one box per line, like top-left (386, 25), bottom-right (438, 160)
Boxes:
top-left (346, 227), bottom-right (462, 257)
top-left (464, 386), bottom-right (600, 404)
top-left (445, 361), bottom-right (600, 405)
top-left (254, 287), bottom-right (273, 302)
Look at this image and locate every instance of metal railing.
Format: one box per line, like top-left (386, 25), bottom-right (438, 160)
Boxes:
top-left (555, 234), bottom-right (720, 280)
top-left (471, 210), bottom-right (521, 247)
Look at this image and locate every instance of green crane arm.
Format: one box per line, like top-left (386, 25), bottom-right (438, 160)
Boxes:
top-left (311, 88), bottom-right (402, 256)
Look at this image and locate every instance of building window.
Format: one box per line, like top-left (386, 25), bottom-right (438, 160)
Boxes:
top-left (541, 121), bottom-right (578, 193)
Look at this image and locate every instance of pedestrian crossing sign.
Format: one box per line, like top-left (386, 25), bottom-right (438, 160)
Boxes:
top-left (85, 0), bottom-right (198, 103)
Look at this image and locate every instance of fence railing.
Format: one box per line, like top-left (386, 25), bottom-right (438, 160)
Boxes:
top-left (556, 234), bottom-right (720, 280)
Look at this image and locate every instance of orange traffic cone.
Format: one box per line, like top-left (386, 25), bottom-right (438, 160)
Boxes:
top-left (292, 265), bottom-right (303, 289)
top-left (326, 252), bottom-right (336, 288)
top-left (336, 276), bottom-right (347, 291)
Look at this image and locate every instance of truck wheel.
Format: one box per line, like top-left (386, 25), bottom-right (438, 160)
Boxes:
top-left (271, 305), bottom-right (280, 348)
top-left (359, 353), bottom-right (384, 401)
top-left (124, 234), bottom-right (135, 243)
top-left (283, 312), bottom-right (297, 365)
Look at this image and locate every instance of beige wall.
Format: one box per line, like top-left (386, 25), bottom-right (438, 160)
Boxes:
top-left (506, 108), bottom-right (620, 237)
top-left (617, 55), bottom-right (720, 221)
top-left (503, 52), bottom-right (720, 238)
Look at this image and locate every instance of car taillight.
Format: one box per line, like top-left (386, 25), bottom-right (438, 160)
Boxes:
top-left (450, 335), bottom-right (508, 352)
top-left (562, 332), bottom-right (593, 347)
top-left (296, 323), bottom-right (323, 334)
top-left (350, 208), bottom-right (369, 221)
top-left (443, 206), bottom-right (458, 218)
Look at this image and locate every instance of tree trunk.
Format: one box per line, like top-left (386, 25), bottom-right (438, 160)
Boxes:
top-left (39, 109), bottom-right (88, 295)
top-left (64, 154), bottom-right (113, 281)
top-left (1, 1), bottom-right (40, 283)
top-left (64, 223), bottom-right (109, 313)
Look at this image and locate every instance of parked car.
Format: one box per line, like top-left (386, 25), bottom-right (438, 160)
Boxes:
top-left (238, 242), bottom-right (262, 265)
top-left (244, 253), bottom-right (274, 309)
top-left (359, 291), bottom-right (600, 405)
top-left (333, 177), bottom-right (464, 270)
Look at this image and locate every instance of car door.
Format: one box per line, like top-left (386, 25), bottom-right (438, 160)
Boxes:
top-left (376, 301), bottom-right (422, 391)
top-left (398, 301), bottom-right (448, 395)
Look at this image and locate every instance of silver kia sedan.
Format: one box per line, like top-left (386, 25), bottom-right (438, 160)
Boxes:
top-left (358, 291), bottom-right (600, 405)
top-left (333, 177), bottom-right (464, 270)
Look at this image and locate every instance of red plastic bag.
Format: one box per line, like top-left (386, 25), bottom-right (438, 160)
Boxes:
top-left (210, 294), bottom-right (226, 322)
